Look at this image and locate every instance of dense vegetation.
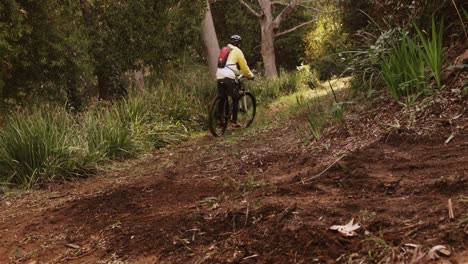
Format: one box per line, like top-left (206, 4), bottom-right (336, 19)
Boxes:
top-left (0, 0), bottom-right (466, 187)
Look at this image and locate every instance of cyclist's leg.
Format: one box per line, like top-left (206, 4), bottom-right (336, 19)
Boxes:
top-left (225, 79), bottom-right (240, 123)
top-left (217, 80), bottom-right (227, 116)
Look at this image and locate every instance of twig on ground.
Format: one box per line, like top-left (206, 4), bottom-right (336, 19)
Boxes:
top-left (277, 203), bottom-right (297, 222)
top-left (202, 168), bottom-right (223, 173)
top-left (444, 134), bottom-right (455, 144)
top-left (300, 155), bottom-right (346, 183)
top-left (448, 198), bottom-right (454, 219)
top-left (245, 203), bottom-right (250, 226)
top-left (243, 254), bottom-right (259, 260)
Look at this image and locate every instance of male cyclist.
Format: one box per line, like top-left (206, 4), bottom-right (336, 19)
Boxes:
top-left (216, 35), bottom-right (255, 128)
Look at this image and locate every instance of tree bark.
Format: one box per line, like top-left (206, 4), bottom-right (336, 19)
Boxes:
top-left (239, 0), bottom-right (317, 79)
top-left (201, 0), bottom-right (220, 77)
top-left (258, 0), bottom-right (278, 78)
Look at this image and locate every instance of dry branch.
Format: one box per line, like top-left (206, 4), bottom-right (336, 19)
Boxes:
top-left (301, 155), bottom-right (346, 183)
top-left (238, 0), bottom-right (262, 17)
top-left (275, 19), bottom-right (317, 37)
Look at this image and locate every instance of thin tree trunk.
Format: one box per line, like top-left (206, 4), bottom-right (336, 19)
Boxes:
top-left (201, 0), bottom-right (220, 76)
top-left (260, 25), bottom-right (278, 79)
top-left (240, 0), bottom-right (315, 79)
top-left (258, 0), bottom-right (278, 78)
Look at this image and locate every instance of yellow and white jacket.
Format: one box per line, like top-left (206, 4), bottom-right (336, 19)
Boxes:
top-left (216, 44), bottom-right (254, 80)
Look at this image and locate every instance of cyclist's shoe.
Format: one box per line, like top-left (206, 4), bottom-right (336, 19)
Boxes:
top-left (231, 121), bottom-right (242, 129)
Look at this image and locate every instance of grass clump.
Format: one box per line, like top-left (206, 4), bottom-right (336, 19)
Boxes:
top-left (381, 18), bottom-right (444, 104)
top-left (0, 66), bottom-right (307, 187)
top-left (0, 109), bottom-right (96, 187)
top-left (296, 82), bottom-right (350, 140)
top-left (246, 70), bottom-right (308, 105)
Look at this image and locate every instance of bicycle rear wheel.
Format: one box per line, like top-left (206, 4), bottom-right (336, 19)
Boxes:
top-left (237, 92), bottom-right (256, 128)
top-left (208, 95), bottom-right (229, 137)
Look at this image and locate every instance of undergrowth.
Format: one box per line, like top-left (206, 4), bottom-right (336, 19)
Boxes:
top-left (0, 67), bottom-right (306, 187)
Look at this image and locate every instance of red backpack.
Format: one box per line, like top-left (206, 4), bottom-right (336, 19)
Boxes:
top-left (217, 46), bottom-right (232, 68)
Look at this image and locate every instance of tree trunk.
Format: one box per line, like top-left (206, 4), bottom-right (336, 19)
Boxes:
top-left (97, 70), bottom-right (109, 101)
top-left (240, 0), bottom-right (312, 79)
top-left (201, 0), bottom-right (220, 77)
top-left (258, 0), bottom-right (278, 79)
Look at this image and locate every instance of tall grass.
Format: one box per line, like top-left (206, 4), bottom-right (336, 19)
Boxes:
top-left (381, 18), bottom-right (444, 103)
top-left (246, 70), bottom-right (307, 105)
top-left (415, 18), bottom-right (444, 87)
top-left (0, 67), bottom-right (306, 187)
top-left (381, 35), bottom-right (427, 101)
top-left (0, 110), bottom-right (95, 187)
top-left (296, 90), bottom-right (348, 140)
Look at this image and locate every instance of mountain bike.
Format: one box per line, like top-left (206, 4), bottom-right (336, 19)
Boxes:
top-left (208, 74), bottom-right (256, 137)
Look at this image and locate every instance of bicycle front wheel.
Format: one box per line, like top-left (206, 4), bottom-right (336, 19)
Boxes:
top-left (237, 92), bottom-right (256, 128)
top-left (208, 95), bottom-right (229, 137)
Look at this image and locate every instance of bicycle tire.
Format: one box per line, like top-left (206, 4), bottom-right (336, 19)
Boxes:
top-left (237, 92), bottom-right (256, 128)
top-left (208, 95), bottom-right (229, 137)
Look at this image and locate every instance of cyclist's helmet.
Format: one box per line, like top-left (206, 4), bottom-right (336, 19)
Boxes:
top-left (230, 35), bottom-right (242, 46)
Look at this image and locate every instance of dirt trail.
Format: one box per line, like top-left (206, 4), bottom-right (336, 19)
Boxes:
top-left (0, 89), bottom-right (467, 263)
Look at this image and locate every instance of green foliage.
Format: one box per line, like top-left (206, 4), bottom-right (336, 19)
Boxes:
top-left (0, 1), bottom-right (28, 95)
top-left (88, 0), bottom-right (205, 99)
top-left (0, 64), bottom-right (313, 187)
top-left (245, 71), bottom-right (307, 106)
top-left (296, 81), bottom-right (350, 140)
top-left (346, 28), bottom-right (402, 94)
top-left (0, 0), bottom-right (206, 106)
top-left (0, 0), bottom-right (92, 109)
top-left (381, 19), bottom-right (444, 103)
top-left (304, 4), bottom-right (347, 80)
top-left (84, 107), bottom-right (136, 160)
top-left (296, 95), bottom-right (325, 140)
top-left (147, 65), bottom-right (216, 129)
top-left (211, 0), bottom-right (316, 71)
top-left (0, 110), bottom-right (96, 187)
top-left (364, 237), bottom-right (391, 259)
top-left (414, 18), bottom-right (444, 87)
top-left (381, 34), bottom-right (427, 102)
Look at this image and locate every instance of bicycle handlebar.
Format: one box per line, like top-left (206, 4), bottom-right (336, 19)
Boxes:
top-left (236, 74), bottom-right (254, 81)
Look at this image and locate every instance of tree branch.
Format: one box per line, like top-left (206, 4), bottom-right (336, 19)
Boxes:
top-left (238, 0), bottom-right (262, 17)
top-left (271, 1), bottom-right (288, 5)
top-left (273, 0), bottom-right (299, 28)
top-left (275, 18), bottom-right (317, 37)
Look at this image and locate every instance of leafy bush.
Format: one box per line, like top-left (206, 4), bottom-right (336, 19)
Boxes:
top-left (345, 28), bottom-right (403, 94)
top-left (304, 9), bottom-right (348, 80)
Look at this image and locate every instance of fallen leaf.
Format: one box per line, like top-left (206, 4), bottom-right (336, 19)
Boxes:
top-left (330, 218), bottom-right (361, 237)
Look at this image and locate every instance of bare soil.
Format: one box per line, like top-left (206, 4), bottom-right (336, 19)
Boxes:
top-left (0, 88), bottom-right (467, 263)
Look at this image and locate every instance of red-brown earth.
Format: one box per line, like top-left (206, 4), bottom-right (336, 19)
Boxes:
top-left (0, 87), bottom-right (467, 263)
